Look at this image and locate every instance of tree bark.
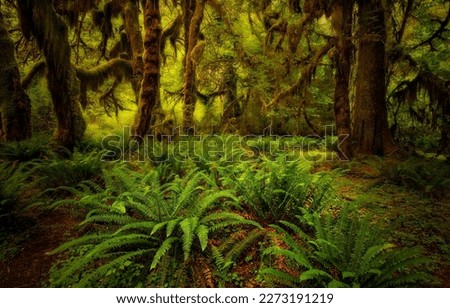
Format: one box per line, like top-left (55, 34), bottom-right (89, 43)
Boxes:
top-left (132, 0), bottom-right (162, 138)
top-left (122, 0), bottom-right (145, 103)
top-left (18, 0), bottom-right (86, 151)
top-left (182, 0), bottom-right (206, 134)
top-left (0, 12), bottom-right (31, 142)
top-left (221, 61), bottom-right (241, 128)
top-left (353, 0), bottom-right (397, 156)
top-left (332, 1), bottom-right (353, 159)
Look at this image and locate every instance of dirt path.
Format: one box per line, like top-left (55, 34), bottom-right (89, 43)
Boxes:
top-left (0, 208), bottom-right (80, 287)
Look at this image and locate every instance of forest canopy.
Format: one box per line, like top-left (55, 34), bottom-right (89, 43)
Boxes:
top-left (0, 0), bottom-right (447, 156)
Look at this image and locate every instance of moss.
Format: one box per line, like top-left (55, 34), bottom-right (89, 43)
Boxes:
top-left (18, 0), bottom-right (86, 150)
top-left (0, 12), bottom-right (31, 141)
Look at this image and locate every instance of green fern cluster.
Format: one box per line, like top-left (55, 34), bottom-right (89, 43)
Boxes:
top-left (0, 137), bottom-right (50, 162)
top-left (32, 150), bottom-right (104, 192)
top-left (49, 167), bottom-right (259, 287)
top-left (260, 207), bottom-right (433, 287)
top-left (39, 144), bottom-right (438, 288)
top-left (221, 156), bottom-right (332, 223)
top-left (386, 158), bottom-right (450, 197)
top-left (0, 162), bottom-right (31, 224)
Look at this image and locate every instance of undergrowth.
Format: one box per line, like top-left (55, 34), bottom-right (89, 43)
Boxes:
top-left (1, 137), bottom-right (442, 288)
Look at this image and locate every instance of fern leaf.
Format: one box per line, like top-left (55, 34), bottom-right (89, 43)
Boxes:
top-left (259, 268), bottom-right (298, 287)
top-left (180, 217), bottom-right (199, 260)
top-left (150, 237), bottom-right (179, 270)
top-left (80, 214), bottom-right (136, 226)
top-left (113, 221), bottom-right (157, 235)
top-left (300, 269), bottom-right (333, 283)
top-left (76, 249), bottom-right (151, 287)
top-left (196, 224), bottom-right (209, 251)
top-left (166, 218), bottom-right (181, 237)
top-left (50, 233), bottom-right (112, 254)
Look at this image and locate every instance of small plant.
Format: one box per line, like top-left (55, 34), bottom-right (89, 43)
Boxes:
top-left (0, 137), bottom-right (51, 163)
top-left (0, 162), bottom-right (31, 227)
top-left (33, 150), bottom-right (104, 191)
top-left (221, 157), bottom-right (332, 224)
top-left (260, 207), bottom-right (433, 287)
top-left (382, 158), bottom-right (450, 198)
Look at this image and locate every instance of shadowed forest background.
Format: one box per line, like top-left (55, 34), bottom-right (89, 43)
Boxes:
top-left (0, 0), bottom-right (449, 287)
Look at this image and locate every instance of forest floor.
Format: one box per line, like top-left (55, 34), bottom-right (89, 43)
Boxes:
top-left (331, 160), bottom-right (450, 287)
top-left (0, 156), bottom-right (449, 287)
top-left (0, 207), bottom-right (81, 287)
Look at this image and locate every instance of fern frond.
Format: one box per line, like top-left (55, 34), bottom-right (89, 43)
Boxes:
top-left (50, 233), bottom-right (113, 254)
top-left (196, 224), bottom-right (209, 251)
top-left (259, 268), bottom-right (298, 287)
top-left (151, 237), bottom-right (179, 270)
top-left (113, 222), bottom-right (157, 235)
top-left (300, 269), bottom-right (333, 283)
top-left (76, 249), bottom-right (152, 287)
top-left (80, 214), bottom-right (136, 226)
top-left (263, 247), bottom-right (312, 269)
top-left (180, 217), bottom-right (199, 260)
top-left (225, 228), bottom-right (266, 262)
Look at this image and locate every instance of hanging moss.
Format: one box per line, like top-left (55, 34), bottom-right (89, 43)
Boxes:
top-left (269, 42), bottom-right (332, 108)
top-left (109, 31), bottom-right (132, 59)
top-left (21, 61), bottom-right (46, 90)
top-left (17, 0), bottom-right (86, 151)
top-left (76, 59), bottom-right (133, 92)
top-left (75, 58), bottom-right (134, 111)
top-left (393, 70), bottom-right (450, 129)
top-left (289, 0), bottom-right (302, 13)
top-left (160, 14), bottom-right (183, 64)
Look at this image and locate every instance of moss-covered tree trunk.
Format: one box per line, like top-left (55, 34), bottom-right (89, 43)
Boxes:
top-left (353, 0), bottom-right (397, 156)
top-left (182, 0), bottom-right (206, 134)
top-left (221, 61), bottom-right (241, 128)
top-left (0, 12), bottom-right (31, 142)
top-left (332, 1), bottom-right (353, 159)
top-left (122, 0), bottom-right (144, 103)
top-left (132, 0), bottom-right (161, 138)
top-left (18, 0), bottom-right (86, 151)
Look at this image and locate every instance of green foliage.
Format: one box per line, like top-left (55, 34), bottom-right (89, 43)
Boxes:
top-left (0, 136), bottom-right (51, 162)
top-left (221, 156), bottom-right (332, 223)
top-left (260, 208), bottom-right (433, 287)
top-left (49, 167), bottom-right (258, 287)
top-left (0, 162), bottom-right (30, 224)
top-left (382, 158), bottom-right (450, 197)
top-left (33, 150), bottom-right (104, 192)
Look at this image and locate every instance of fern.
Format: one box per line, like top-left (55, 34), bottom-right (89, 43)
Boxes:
top-left (260, 207), bottom-right (433, 287)
top-left (0, 137), bottom-right (51, 162)
top-left (0, 162), bottom-right (33, 224)
top-left (151, 237), bottom-right (180, 270)
top-left (221, 156), bottom-right (333, 224)
top-left (49, 166), bottom-right (253, 287)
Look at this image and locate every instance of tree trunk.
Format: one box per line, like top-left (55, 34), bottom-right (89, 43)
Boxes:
top-left (0, 13), bottom-right (31, 142)
top-left (182, 0), bottom-right (206, 134)
top-left (221, 61), bottom-right (241, 128)
top-left (122, 0), bottom-right (145, 103)
top-left (132, 0), bottom-right (162, 138)
top-left (18, 0), bottom-right (86, 151)
top-left (332, 1), bottom-right (353, 159)
top-left (353, 0), bottom-right (397, 156)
